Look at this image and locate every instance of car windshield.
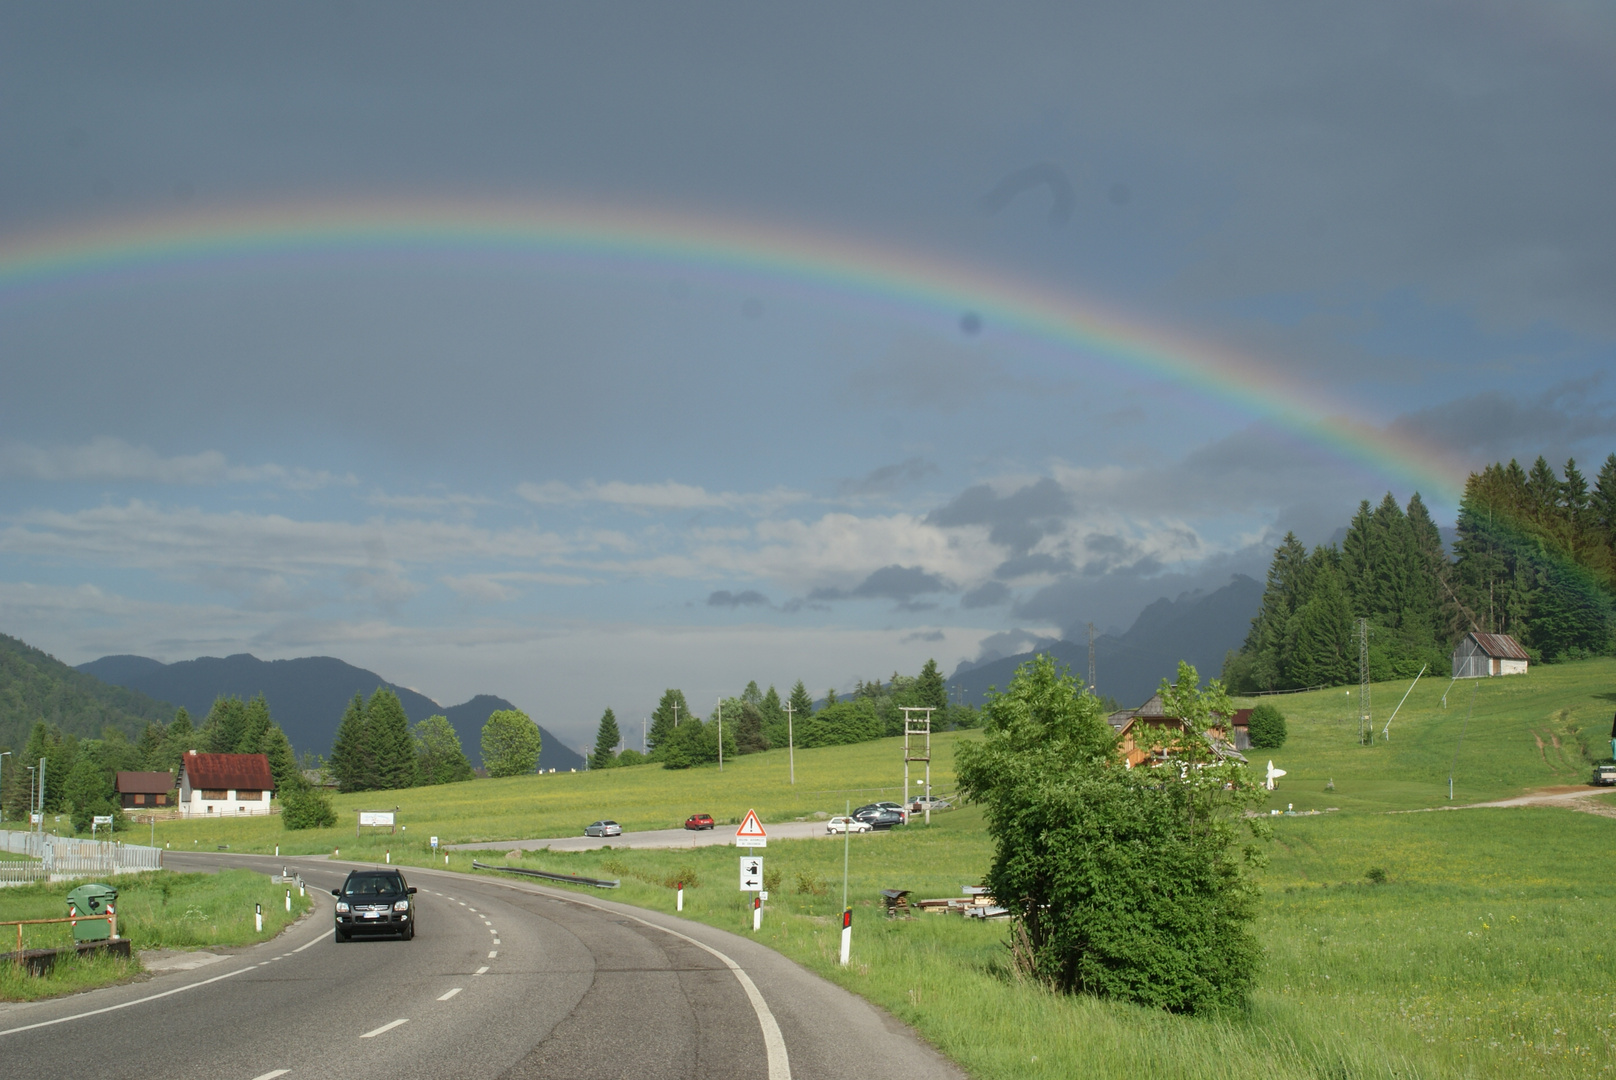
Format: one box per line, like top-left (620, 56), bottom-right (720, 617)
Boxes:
top-left (345, 874), bottom-right (403, 896)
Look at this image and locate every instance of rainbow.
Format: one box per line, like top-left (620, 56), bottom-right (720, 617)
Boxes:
top-left (0, 197), bottom-right (1468, 503)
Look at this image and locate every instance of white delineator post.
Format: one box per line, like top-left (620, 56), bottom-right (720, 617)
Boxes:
top-left (677, 882), bottom-right (684, 912)
top-left (753, 896), bottom-right (762, 932)
top-left (840, 908), bottom-right (852, 965)
top-left (285, 889), bottom-right (291, 912)
top-left (255, 903), bottom-right (263, 933)
top-left (385, 850), bottom-right (391, 864)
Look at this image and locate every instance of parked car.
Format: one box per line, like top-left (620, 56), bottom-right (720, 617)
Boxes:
top-left (684, 813), bottom-right (716, 830)
top-left (908, 795), bottom-right (952, 813)
top-left (332, 869), bottom-right (416, 942)
top-left (1594, 764), bottom-right (1616, 787)
top-left (584, 820), bottom-right (622, 837)
top-left (852, 806), bottom-right (905, 830)
top-left (826, 815), bottom-right (873, 834)
top-left (874, 800), bottom-right (910, 822)
top-left (854, 802), bottom-right (908, 825)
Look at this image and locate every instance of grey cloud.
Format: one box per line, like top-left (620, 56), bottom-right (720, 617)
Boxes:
top-left (979, 163), bottom-right (1076, 225)
top-left (994, 553), bottom-right (1074, 580)
top-left (961, 581), bottom-right (1012, 609)
top-left (902, 629), bottom-right (946, 643)
top-left (809, 564), bottom-right (951, 603)
top-left (839, 458), bottom-right (939, 497)
top-left (961, 629), bottom-right (1062, 672)
top-left (1384, 380), bottom-right (1616, 467)
top-left (707, 589), bottom-right (770, 608)
top-left (927, 477), bottom-right (1073, 554)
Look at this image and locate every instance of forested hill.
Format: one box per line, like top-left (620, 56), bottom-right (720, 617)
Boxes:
top-left (76, 653), bottom-right (584, 771)
top-left (951, 575), bottom-right (1263, 707)
top-left (0, 633), bottom-right (174, 752)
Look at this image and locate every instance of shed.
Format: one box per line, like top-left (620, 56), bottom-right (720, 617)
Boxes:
top-left (115, 771), bottom-right (175, 809)
top-left (1452, 632), bottom-right (1529, 679)
top-left (178, 751), bottom-right (275, 817)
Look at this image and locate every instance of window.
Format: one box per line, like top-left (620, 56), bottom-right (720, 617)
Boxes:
top-left (236, 790), bottom-right (262, 801)
top-left (201, 789), bottom-right (227, 800)
top-left (134, 793), bottom-right (146, 805)
top-left (155, 794), bottom-right (167, 805)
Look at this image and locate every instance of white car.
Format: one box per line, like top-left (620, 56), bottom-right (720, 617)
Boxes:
top-left (826, 815), bottom-right (873, 834)
top-left (584, 820), bottom-right (622, 837)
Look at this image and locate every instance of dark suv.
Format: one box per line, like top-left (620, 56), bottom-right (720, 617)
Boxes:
top-left (332, 869), bottom-right (417, 941)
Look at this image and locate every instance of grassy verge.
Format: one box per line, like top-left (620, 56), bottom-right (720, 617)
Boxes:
top-left (0, 947), bottom-right (142, 1003)
top-left (448, 806), bottom-right (1615, 1080)
top-left (0, 868), bottom-right (315, 1001)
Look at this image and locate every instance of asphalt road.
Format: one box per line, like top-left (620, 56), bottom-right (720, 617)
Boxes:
top-left (0, 852), bottom-right (964, 1080)
top-left (451, 821), bottom-right (847, 853)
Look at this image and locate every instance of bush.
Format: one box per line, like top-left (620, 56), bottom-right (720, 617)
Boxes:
top-left (281, 783), bottom-right (337, 830)
top-left (1247, 703), bottom-right (1288, 749)
top-left (958, 656), bottom-right (1268, 1013)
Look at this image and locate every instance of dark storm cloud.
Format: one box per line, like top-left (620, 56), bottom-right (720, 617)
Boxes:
top-left (1384, 380), bottom-right (1616, 466)
top-left (809, 565), bottom-right (950, 604)
top-left (926, 477), bottom-right (1073, 554)
top-left (961, 581), bottom-right (1012, 609)
top-left (993, 552), bottom-right (1074, 580)
top-left (707, 589), bottom-right (769, 608)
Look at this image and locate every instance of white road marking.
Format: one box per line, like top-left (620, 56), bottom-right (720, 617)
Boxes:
top-left (488, 928), bottom-right (497, 934)
top-left (251, 1070), bottom-right (291, 1080)
top-left (293, 934), bottom-right (326, 954)
top-left (437, 988), bottom-right (462, 1001)
top-left (467, 907), bottom-right (476, 912)
top-left (360, 1018), bottom-right (409, 1038)
top-left (492, 939), bottom-right (500, 945)
top-left (474, 965), bottom-right (489, 976)
top-left (0, 964), bottom-right (250, 1037)
top-left (487, 951), bottom-right (497, 958)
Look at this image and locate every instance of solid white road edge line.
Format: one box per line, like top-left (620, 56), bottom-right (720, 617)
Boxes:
top-left (360, 1018), bottom-right (409, 1038)
top-left (438, 988), bottom-right (463, 1001)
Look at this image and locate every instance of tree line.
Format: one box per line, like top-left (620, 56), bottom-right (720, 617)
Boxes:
top-left (587, 659), bottom-right (978, 771)
top-left (1225, 453), bottom-right (1616, 693)
top-left (327, 689), bottom-right (543, 791)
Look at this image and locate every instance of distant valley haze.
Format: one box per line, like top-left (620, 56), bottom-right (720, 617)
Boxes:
top-left (4, 4), bottom-right (1613, 744)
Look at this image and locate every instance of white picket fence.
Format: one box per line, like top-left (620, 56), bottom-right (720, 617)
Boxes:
top-left (0, 830), bottom-right (162, 886)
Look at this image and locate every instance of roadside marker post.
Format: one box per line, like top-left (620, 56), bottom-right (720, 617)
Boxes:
top-left (385, 850), bottom-right (391, 864)
top-left (275, 845), bottom-right (279, 857)
top-left (840, 909), bottom-right (852, 965)
top-left (285, 889), bottom-right (291, 912)
top-left (753, 896), bottom-right (762, 932)
top-left (676, 882), bottom-right (684, 912)
top-left (255, 904), bottom-right (262, 933)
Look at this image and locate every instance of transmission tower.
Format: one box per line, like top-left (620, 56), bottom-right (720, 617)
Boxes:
top-left (1086, 622), bottom-right (1096, 691)
top-left (1358, 618), bottom-right (1372, 746)
top-left (901, 706), bottom-right (934, 824)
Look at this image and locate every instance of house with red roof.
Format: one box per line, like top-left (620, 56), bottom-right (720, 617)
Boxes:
top-left (178, 750), bottom-right (276, 817)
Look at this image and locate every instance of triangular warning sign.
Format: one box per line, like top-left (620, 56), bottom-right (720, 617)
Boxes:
top-left (735, 809), bottom-right (767, 839)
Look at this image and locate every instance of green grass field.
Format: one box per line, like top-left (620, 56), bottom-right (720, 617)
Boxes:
top-left (21, 658), bottom-right (1616, 1074)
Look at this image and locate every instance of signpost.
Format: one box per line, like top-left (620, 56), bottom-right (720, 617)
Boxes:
top-left (91, 814), bottom-right (113, 839)
top-left (734, 809), bottom-right (767, 848)
top-left (739, 855), bottom-right (763, 891)
top-left (358, 810), bottom-right (397, 838)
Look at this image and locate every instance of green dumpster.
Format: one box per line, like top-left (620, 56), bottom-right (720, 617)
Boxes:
top-left (67, 883), bottom-right (119, 942)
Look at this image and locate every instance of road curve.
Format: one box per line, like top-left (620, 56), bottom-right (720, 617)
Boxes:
top-left (0, 852), bottom-right (964, 1080)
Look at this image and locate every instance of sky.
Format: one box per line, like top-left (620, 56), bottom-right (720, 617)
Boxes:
top-left (3, 2), bottom-right (1615, 749)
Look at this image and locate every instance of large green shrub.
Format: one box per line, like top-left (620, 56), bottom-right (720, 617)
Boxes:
top-left (281, 782), bottom-right (337, 830)
top-left (1246, 702), bottom-right (1288, 749)
top-left (958, 656), bottom-right (1268, 1013)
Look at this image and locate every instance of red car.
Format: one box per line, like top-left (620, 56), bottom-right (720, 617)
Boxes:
top-left (684, 813), bottom-right (715, 830)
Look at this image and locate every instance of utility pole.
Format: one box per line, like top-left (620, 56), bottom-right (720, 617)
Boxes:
top-left (716, 699), bottom-right (723, 772)
top-left (901, 706), bottom-right (934, 824)
top-left (1087, 622), bottom-right (1096, 691)
top-left (672, 701), bottom-right (680, 728)
top-left (782, 700), bottom-right (795, 785)
top-left (1358, 618), bottom-right (1372, 747)
top-left (642, 717), bottom-right (647, 754)
top-left (37, 757), bottom-right (47, 836)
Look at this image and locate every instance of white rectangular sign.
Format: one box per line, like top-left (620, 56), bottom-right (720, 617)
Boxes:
top-left (359, 811), bottom-right (395, 827)
top-left (92, 815), bottom-right (114, 825)
top-left (430, 836), bottom-right (439, 848)
top-left (739, 855), bottom-right (763, 891)
top-left (30, 813), bottom-right (42, 824)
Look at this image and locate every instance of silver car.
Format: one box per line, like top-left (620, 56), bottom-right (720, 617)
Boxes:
top-left (584, 820), bottom-right (622, 837)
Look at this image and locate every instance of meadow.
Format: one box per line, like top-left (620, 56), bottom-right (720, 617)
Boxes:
top-left (22, 658), bottom-right (1616, 1074)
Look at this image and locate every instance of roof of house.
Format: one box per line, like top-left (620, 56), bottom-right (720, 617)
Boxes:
top-left (1461, 632), bottom-right (1531, 661)
top-left (115, 771), bottom-right (174, 794)
top-left (181, 751), bottom-right (274, 791)
top-left (1230, 708), bottom-right (1253, 728)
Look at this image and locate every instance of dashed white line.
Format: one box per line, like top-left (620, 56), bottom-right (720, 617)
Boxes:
top-left (0, 964), bottom-right (250, 1037)
top-left (360, 1018), bottom-right (409, 1039)
top-left (492, 939), bottom-right (500, 945)
top-left (473, 965), bottom-right (489, 976)
top-left (487, 950), bottom-right (497, 958)
top-left (438, 988), bottom-right (463, 1001)
top-left (251, 1070), bottom-right (291, 1080)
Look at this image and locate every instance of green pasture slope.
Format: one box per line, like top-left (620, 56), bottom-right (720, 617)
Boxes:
top-left (138, 660), bottom-right (1616, 1077)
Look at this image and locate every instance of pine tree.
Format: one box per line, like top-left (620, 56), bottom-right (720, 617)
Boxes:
top-left (239, 695), bottom-right (273, 755)
top-left (202, 696), bottom-right (249, 754)
top-left (1594, 454), bottom-right (1616, 587)
top-left (164, 708), bottom-right (195, 773)
top-left (646, 690), bottom-right (690, 760)
top-left (1339, 500), bottom-right (1375, 617)
top-left (1284, 551), bottom-right (1355, 688)
top-left (366, 689), bottom-right (418, 790)
top-left (136, 721), bottom-right (167, 772)
top-left (735, 701), bottom-right (768, 753)
top-left (787, 681), bottom-right (814, 721)
top-left (255, 720), bottom-right (300, 797)
top-left (329, 693), bottom-right (373, 793)
top-left (759, 685), bottom-right (787, 747)
top-left (916, 659), bottom-right (947, 711)
top-left (741, 681), bottom-right (763, 705)
top-left (591, 708), bottom-right (622, 770)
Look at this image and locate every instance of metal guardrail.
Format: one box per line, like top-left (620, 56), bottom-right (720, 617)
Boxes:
top-left (472, 860), bottom-right (619, 889)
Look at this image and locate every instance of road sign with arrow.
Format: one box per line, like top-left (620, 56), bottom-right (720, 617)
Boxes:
top-left (739, 855), bottom-right (764, 891)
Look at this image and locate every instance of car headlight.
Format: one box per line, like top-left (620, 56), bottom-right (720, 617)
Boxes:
top-left (335, 901), bottom-right (350, 913)
top-left (393, 900), bottom-right (410, 912)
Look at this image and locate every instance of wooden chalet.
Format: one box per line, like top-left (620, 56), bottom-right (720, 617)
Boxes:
top-left (1106, 693), bottom-right (1247, 768)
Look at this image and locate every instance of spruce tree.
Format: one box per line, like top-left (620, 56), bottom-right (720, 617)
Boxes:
top-left (164, 707), bottom-right (195, 773)
top-left (759, 685), bottom-right (787, 747)
top-left (202, 696), bottom-right (249, 755)
top-left (255, 720), bottom-right (300, 796)
top-left (136, 721), bottom-right (167, 771)
top-left (591, 708), bottom-right (622, 770)
top-left (329, 693), bottom-right (373, 793)
top-left (239, 695), bottom-right (273, 755)
top-left (735, 701), bottom-right (768, 753)
top-left (788, 681), bottom-right (814, 721)
top-left (646, 690), bottom-right (690, 760)
top-left (741, 681), bottom-right (763, 705)
top-left (916, 658), bottom-right (948, 711)
top-left (1339, 500), bottom-right (1375, 616)
top-left (366, 689), bottom-right (418, 790)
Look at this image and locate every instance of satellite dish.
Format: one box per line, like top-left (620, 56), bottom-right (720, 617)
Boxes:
top-left (1265, 760), bottom-right (1287, 791)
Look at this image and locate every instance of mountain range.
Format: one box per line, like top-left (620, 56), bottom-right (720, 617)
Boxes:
top-left (950, 574), bottom-right (1263, 707)
top-left (0, 633), bottom-right (174, 753)
top-left (75, 653), bottom-right (585, 772)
